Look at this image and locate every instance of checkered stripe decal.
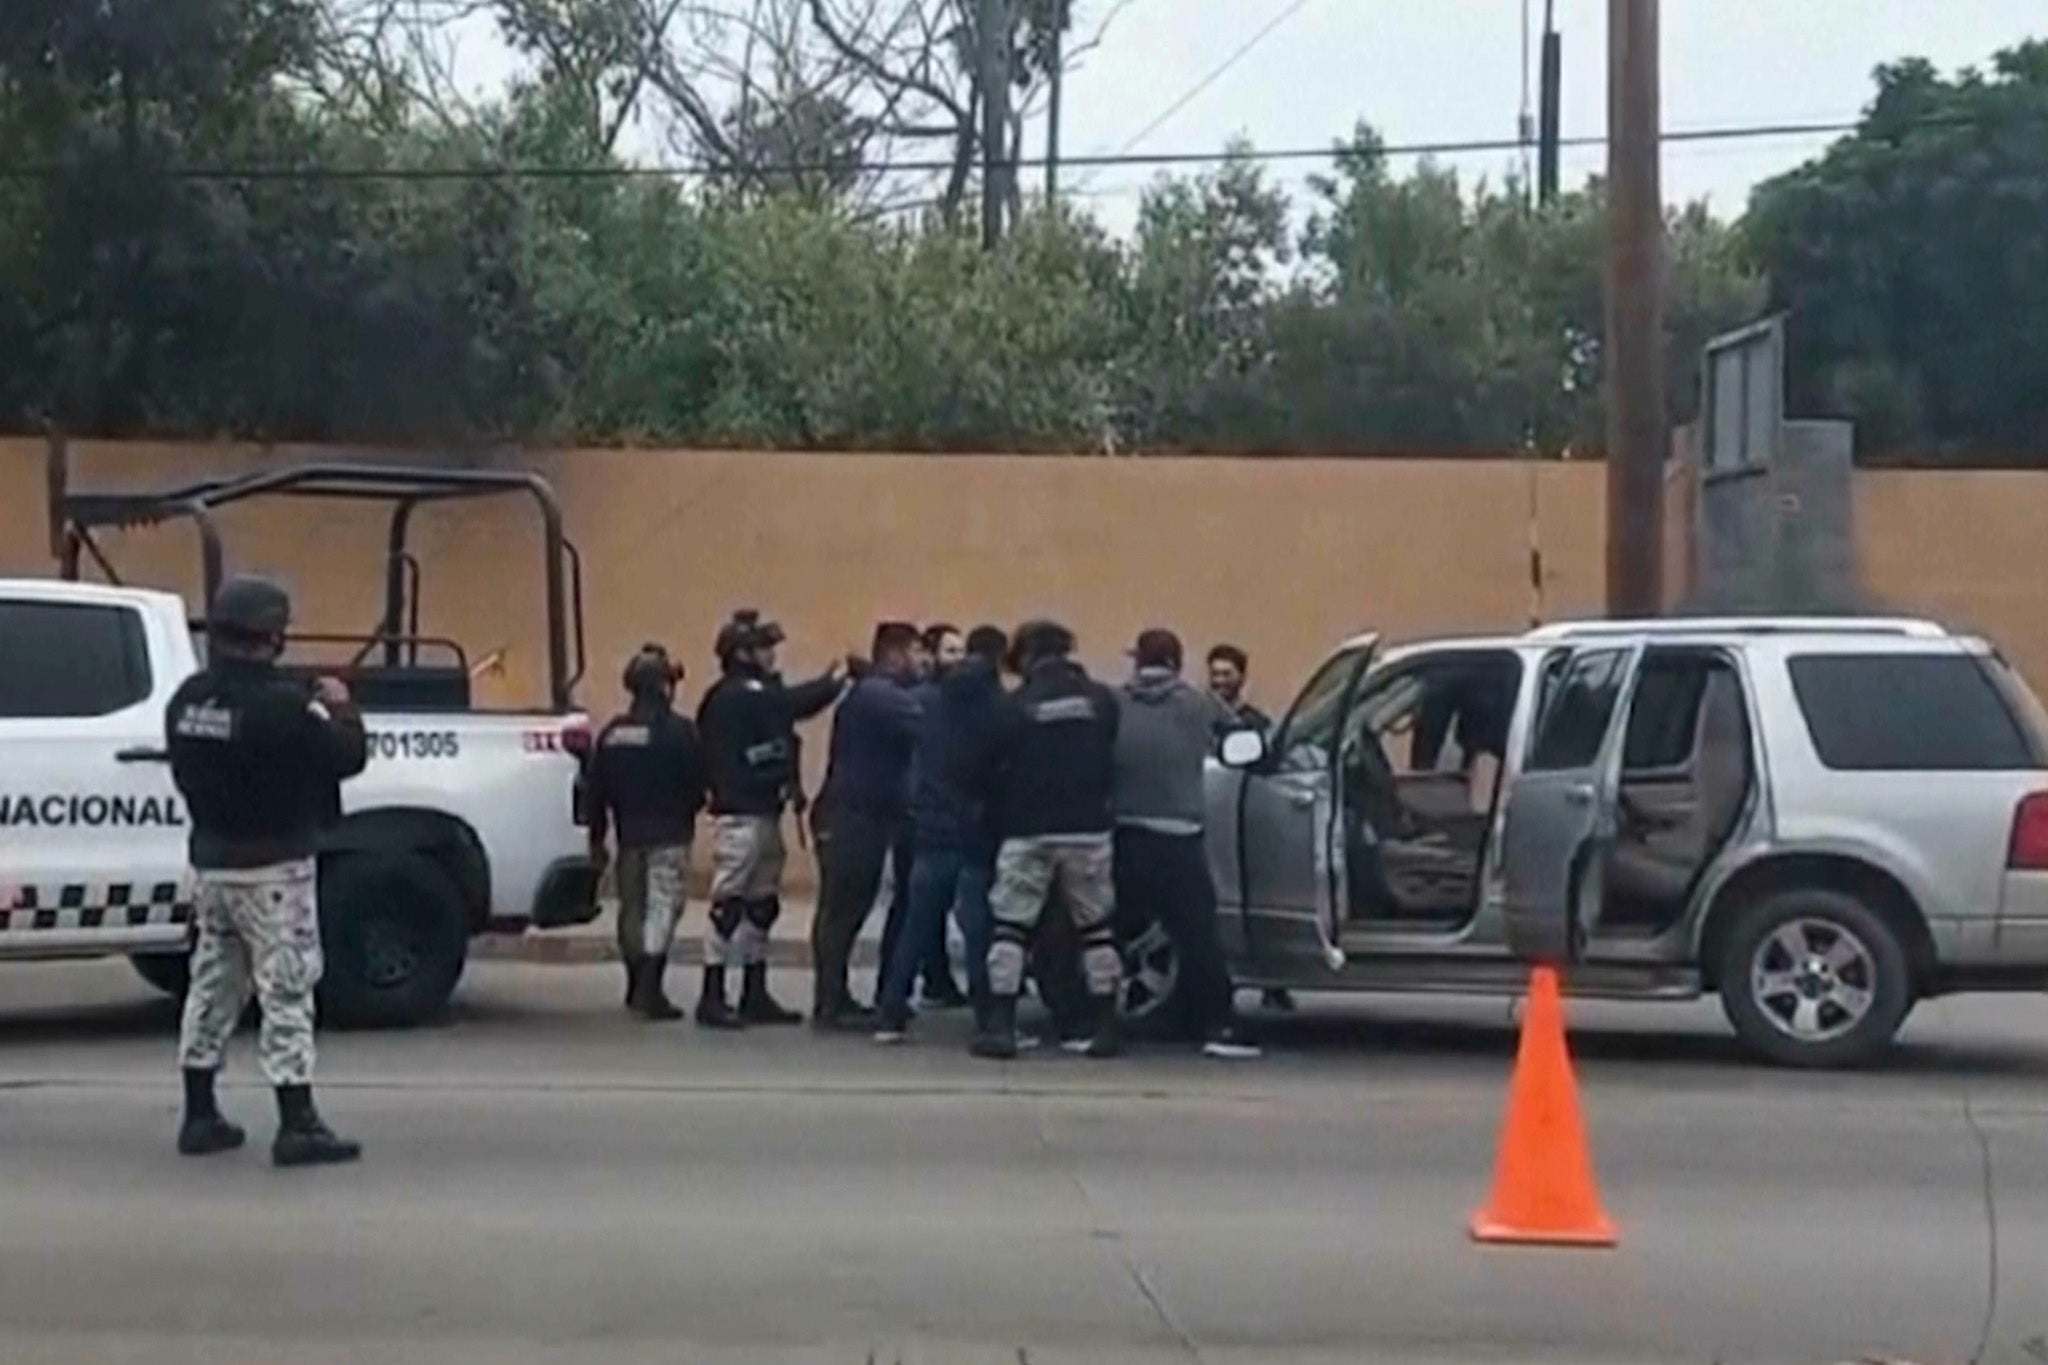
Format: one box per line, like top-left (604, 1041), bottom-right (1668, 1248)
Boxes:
top-left (0, 880), bottom-right (194, 932)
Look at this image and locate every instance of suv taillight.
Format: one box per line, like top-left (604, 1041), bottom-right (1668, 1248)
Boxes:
top-left (2009, 793), bottom-right (2048, 870)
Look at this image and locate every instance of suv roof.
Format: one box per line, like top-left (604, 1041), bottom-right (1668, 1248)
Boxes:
top-left (1524, 616), bottom-right (1950, 642)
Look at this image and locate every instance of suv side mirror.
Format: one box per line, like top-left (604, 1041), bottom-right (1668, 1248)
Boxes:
top-left (1218, 727), bottom-right (1267, 769)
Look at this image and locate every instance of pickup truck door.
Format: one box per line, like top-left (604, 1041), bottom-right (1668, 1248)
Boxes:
top-left (1497, 642), bottom-right (1646, 963)
top-left (1237, 637), bottom-right (1377, 967)
top-left (0, 595), bottom-right (193, 952)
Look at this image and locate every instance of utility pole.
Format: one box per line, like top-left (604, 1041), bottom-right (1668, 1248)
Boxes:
top-left (979, 0), bottom-right (1012, 248)
top-left (1604, 0), bottom-right (1664, 615)
top-left (1538, 0), bottom-right (1561, 204)
top-left (1044, 0), bottom-right (1066, 204)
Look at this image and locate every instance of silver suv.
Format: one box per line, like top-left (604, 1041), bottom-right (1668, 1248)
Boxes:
top-left (1123, 617), bottom-right (2048, 1067)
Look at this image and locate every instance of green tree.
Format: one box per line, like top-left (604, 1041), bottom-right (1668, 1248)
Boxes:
top-left (1118, 143), bottom-right (1291, 449)
top-left (1745, 43), bottom-right (2048, 456)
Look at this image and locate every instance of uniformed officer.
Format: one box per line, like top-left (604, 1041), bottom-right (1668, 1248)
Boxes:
top-left (587, 643), bottom-right (708, 1021)
top-left (694, 610), bottom-right (847, 1028)
top-left (166, 575), bottom-right (367, 1167)
top-left (970, 620), bottom-right (1125, 1061)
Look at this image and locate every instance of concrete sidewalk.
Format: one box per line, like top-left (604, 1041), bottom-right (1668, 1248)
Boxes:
top-left (473, 895), bottom-right (896, 969)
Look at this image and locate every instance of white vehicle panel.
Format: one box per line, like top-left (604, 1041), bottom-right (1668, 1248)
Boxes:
top-left (346, 712), bottom-right (584, 925)
top-left (2, 580), bottom-right (587, 960)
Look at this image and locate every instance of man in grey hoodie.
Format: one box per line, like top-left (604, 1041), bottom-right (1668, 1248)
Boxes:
top-left (1112, 629), bottom-right (1259, 1058)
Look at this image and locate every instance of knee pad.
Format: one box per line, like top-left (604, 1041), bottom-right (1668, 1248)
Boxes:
top-left (744, 897), bottom-right (780, 930)
top-left (709, 898), bottom-right (747, 938)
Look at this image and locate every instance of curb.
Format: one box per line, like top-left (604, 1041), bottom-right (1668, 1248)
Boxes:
top-left (472, 935), bottom-right (878, 970)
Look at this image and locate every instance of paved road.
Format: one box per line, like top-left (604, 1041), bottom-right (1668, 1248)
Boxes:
top-left (4, 961), bottom-right (2047, 1365)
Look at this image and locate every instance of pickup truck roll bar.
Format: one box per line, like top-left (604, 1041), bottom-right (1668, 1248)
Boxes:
top-left (45, 431), bottom-right (588, 712)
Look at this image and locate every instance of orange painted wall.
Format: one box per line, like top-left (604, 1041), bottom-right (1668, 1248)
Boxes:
top-left (1856, 468), bottom-right (2048, 682)
top-left (0, 441), bottom-right (1610, 713)
top-left (7, 439), bottom-right (2048, 787)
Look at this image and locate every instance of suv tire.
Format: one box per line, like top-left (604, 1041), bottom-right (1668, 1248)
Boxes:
top-left (1717, 887), bottom-right (1913, 1068)
top-left (1116, 916), bottom-right (1195, 1041)
top-left (317, 851), bottom-right (469, 1029)
top-left (131, 952), bottom-right (191, 1000)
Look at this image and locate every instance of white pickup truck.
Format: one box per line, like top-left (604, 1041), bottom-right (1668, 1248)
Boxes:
top-left (0, 448), bottom-right (601, 1025)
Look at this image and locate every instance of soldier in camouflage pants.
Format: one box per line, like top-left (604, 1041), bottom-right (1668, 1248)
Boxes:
top-left (166, 574), bottom-right (364, 1167)
top-left (988, 835), bottom-right (1122, 1004)
top-left (704, 814), bottom-right (786, 975)
top-left (616, 843), bottom-right (690, 971)
top-left (177, 858), bottom-right (323, 1087)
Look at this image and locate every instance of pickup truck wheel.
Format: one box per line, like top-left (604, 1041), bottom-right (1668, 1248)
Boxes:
top-left (1717, 888), bottom-right (1912, 1069)
top-left (318, 852), bottom-right (468, 1029)
top-left (130, 953), bottom-right (190, 1000)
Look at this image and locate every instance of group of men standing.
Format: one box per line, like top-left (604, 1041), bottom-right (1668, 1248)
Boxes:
top-left (586, 608), bottom-right (1276, 1061)
top-left (159, 580), bottom-right (1280, 1166)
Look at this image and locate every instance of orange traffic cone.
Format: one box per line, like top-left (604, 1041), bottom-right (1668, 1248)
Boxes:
top-left (1469, 965), bottom-right (1617, 1247)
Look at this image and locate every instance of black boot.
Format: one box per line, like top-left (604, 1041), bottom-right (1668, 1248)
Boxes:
top-left (176, 1067), bottom-right (246, 1156)
top-left (638, 958), bottom-right (684, 1021)
top-left (694, 965), bottom-right (745, 1030)
top-left (271, 1085), bottom-right (362, 1168)
top-left (1085, 994), bottom-right (1124, 1059)
top-left (920, 971), bottom-right (970, 1010)
top-left (622, 953), bottom-right (646, 1010)
top-left (739, 962), bottom-right (803, 1025)
top-left (970, 994), bottom-right (1019, 1060)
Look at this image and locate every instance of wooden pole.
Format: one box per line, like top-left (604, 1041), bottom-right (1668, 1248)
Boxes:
top-left (1603, 0), bottom-right (1665, 614)
top-left (980, 0), bottom-right (1012, 248)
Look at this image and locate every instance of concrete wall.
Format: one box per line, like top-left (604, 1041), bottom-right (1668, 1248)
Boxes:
top-left (5, 435), bottom-right (2047, 725)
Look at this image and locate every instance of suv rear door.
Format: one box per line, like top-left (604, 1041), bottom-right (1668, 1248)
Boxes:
top-left (1497, 641), bottom-right (1647, 962)
top-left (1774, 641), bottom-right (2048, 951)
top-left (0, 591), bottom-right (192, 953)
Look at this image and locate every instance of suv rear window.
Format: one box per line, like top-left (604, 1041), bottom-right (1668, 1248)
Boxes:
top-left (0, 600), bottom-right (153, 719)
top-left (1787, 653), bottom-right (2041, 771)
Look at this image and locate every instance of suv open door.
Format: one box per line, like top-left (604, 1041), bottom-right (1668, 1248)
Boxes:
top-left (1498, 641), bottom-right (1646, 963)
top-left (1229, 636), bottom-right (1378, 972)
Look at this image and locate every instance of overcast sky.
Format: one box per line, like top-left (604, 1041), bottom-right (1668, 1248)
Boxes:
top-left (449, 1), bottom-right (2046, 233)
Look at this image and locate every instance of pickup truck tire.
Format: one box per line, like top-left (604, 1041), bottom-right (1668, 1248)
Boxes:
top-left (131, 952), bottom-right (191, 1000)
top-left (1717, 887), bottom-right (1912, 1069)
top-left (317, 851), bottom-right (469, 1029)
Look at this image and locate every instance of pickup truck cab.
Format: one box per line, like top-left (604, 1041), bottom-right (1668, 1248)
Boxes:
top-left (1128, 616), bottom-right (2048, 1067)
top-left (2, 445), bottom-right (600, 1026)
top-left (0, 579), bottom-right (594, 1025)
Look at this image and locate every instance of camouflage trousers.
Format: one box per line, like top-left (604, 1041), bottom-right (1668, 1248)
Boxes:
top-left (705, 815), bottom-right (787, 968)
top-left (987, 833), bottom-right (1121, 999)
top-left (177, 858), bottom-right (322, 1087)
top-left (615, 842), bottom-right (690, 961)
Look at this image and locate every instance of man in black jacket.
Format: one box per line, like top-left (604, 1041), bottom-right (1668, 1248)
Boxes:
top-left (972, 620), bottom-right (1124, 1061)
top-left (167, 575), bottom-right (368, 1167)
top-left (696, 609), bottom-right (845, 1028)
top-left (588, 643), bottom-right (707, 1021)
top-left (874, 624), bottom-right (1003, 1040)
top-left (810, 621), bottom-right (923, 1030)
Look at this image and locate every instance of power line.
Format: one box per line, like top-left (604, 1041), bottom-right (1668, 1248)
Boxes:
top-left (0, 115), bottom-right (1938, 184)
top-left (1106, 0), bottom-right (1323, 159)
